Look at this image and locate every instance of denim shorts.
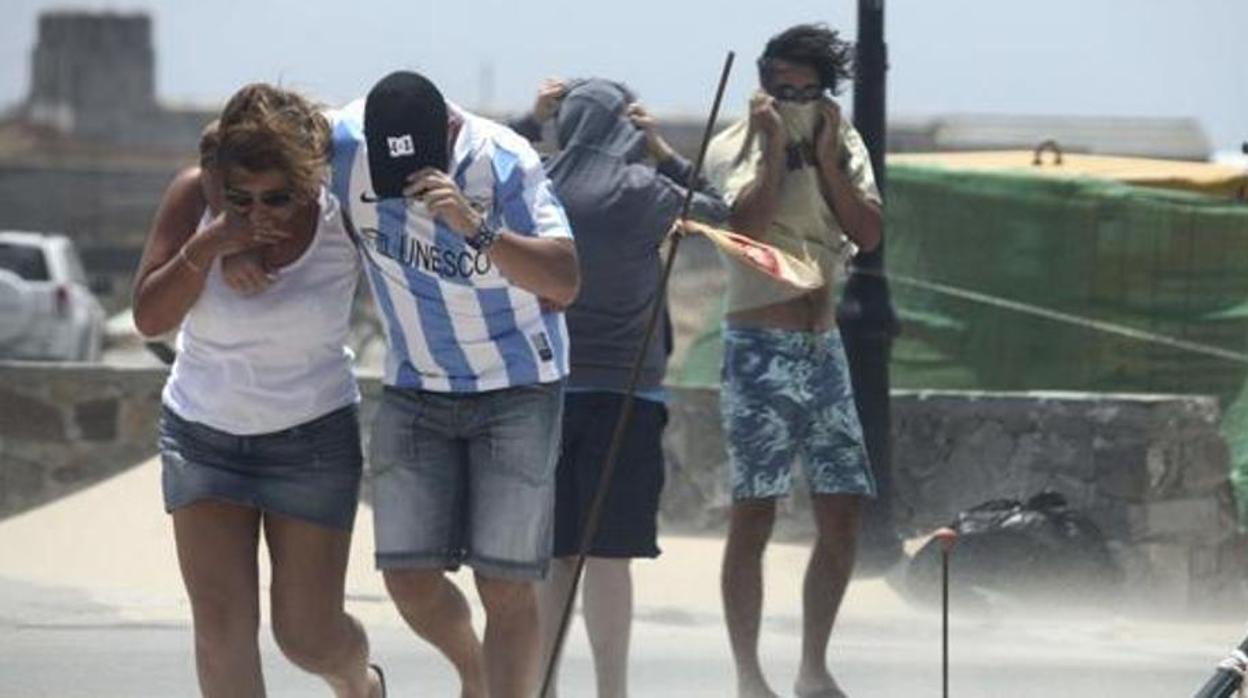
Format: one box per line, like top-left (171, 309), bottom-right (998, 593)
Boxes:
top-left (721, 326), bottom-right (876, 501)
top-left (369, 381), bottom-right (564, 580)
top-left (159, 404), bottom-right (364, 530)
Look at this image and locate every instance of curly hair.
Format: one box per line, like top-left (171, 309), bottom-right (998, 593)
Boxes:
top-left (757, 23), bottom-right (854, 95)
top-left (215, 83), bottom-right (330, 202)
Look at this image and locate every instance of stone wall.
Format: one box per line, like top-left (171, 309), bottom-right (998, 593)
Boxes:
top-left (661, 387), bottom-right (1247, 609)
top-left (0, 363), bottom-right (166, 519)
top-left (2, 363), bottom-right (1243, 609)
top-left (0, 363), bottom-right (388, 520)
top-left (890, 390), bottom-right (1246, 609)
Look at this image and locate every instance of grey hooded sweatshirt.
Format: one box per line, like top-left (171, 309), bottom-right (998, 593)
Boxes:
top-left (515, 79), bottom-right (728, 393)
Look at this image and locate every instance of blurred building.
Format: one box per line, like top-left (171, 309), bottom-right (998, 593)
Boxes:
top-left (889, 114), bottom-right (1211, 161)
top-left (651, 114), bottom-right (1211, 163)
top-left (18, 11), bottom-right (214, 151)
top-left (0, 12), bottom-right (215, 310)
top-left (0, 10), bottom-right (1218, 312)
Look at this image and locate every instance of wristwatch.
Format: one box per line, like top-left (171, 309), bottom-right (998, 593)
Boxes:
top-left (466, 216), bottom-right (500, 251)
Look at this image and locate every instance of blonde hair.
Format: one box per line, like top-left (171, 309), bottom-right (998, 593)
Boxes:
top-left (198, 119), bottom-right (220, 170)
top-left (216, 84), bottom-right (330, 201)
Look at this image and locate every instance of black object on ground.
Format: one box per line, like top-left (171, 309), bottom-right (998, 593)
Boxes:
top-left (905, 491), bottom-right (1122, 608)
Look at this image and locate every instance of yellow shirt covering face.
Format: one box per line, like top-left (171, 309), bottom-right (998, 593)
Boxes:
top-left (704, 101), bottom-right (881, 313)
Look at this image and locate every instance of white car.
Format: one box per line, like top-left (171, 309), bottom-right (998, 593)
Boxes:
top-left (0, 231), bottom-right (107, 362)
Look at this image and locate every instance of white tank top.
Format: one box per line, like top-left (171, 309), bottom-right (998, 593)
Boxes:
top-left (162, 188), bottom-right (362, 435)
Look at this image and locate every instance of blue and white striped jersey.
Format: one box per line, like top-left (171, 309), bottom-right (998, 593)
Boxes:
top-left (328, 99), bottom-right (572, 393)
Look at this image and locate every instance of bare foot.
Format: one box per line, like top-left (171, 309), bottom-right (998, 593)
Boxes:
top-left (794, 673), bottom-right (847, 698)
top-left (738, 678), bottom-right (782, 698)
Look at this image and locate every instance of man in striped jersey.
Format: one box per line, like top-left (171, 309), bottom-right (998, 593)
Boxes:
top-left (329, 71), bottom-right (579, 698)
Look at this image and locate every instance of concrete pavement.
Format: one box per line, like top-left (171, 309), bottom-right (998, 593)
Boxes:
top-left (0, 459), bottom-right (1240, 696)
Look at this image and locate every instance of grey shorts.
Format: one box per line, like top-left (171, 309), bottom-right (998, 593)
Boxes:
top-left (721, 326), bottom-right (876, 501)
top-left (369, 381), bottom-right (564, 580)
top-left (159, 404), bottom-right (364, 531)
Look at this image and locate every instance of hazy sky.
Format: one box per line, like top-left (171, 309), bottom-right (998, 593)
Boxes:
top-left (1, 0), bottom-right (1244, 153)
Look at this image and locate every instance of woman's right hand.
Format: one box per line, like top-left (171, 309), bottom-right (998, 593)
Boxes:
top-left (200, 210), bottom-right (289, 258)
top-left (221, 248), bottom-right (275, 296)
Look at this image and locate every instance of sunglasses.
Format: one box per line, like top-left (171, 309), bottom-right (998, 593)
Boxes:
top-left (767, 84), bottom-right (825, 104)
top-left (223, 188), bottom-right (295, 210)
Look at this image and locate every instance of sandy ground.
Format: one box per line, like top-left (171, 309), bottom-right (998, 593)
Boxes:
top-left (1, 458), bottom-right (1244, 696)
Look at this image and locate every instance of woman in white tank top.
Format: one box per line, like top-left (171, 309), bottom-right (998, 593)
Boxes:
top-left (132, 84), bottom-right (384, 697)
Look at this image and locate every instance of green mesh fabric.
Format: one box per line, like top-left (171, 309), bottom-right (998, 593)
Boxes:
top-left (674, 164), bottom-right (1248, 519)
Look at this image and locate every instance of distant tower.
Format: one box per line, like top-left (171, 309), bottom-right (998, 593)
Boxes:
top-left (24, 11), bottom-right (156, 139)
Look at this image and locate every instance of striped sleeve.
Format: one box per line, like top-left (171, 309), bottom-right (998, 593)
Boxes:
top-left (490, 136), bottom-right (573, 241)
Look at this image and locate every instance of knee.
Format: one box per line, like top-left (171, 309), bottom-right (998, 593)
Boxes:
top-left (728, 501), bottom-right (778, 550)
top-left (190, 593), bottom-right (259, 657)
top-left (271, 609), bottom-right (351, 671)
top-left (477, 576), bottom-right (537, 619)
top-left (584, 558), bottom-right (631, 586)
top-left (812, 494), bottom-right (864, 540)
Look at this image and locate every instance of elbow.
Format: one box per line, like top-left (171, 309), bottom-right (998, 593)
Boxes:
top-left (553, 261), bottom-right (581, 309)
top-left (728, 196), bottom-right (777, 240)
top-left (855, 228), bottom-right (881, 253)
top-left (853, 207), bottom-right (883, 253)
top-left (553, 282), bottom-right (579, 309)
top-left (133, 315), bottom-right (164, 340)
top-left (132, 301), bottom-right (173, 339)
top-left (728, 211), bottom-right (766, 240)
top-left (133, 311), bottom-right (170, 340)
top-left (538, 240), bottom-right (580, 309)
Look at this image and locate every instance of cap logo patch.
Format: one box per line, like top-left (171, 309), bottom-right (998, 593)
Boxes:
top-left (387, 134), bottom-right (415, 158)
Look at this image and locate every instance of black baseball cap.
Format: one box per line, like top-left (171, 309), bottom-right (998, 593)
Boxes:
top-left (364, 71), bottom-right (449, 199)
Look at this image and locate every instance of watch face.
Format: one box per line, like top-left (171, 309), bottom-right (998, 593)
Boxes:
top-left (468, 220), bottom-right (498, 251)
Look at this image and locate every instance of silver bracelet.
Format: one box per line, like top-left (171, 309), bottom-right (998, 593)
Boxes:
top-left (179, 245), bottom-right (204, 273)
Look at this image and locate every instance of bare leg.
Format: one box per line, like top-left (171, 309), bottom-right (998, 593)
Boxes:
top-left (794, 494), bottom-right (862, 698)
top-left (384, 569), bottom-right (487, 698)
top-left (264, 512), bottom-right (381, 698)
top-left (537, 557), bottom-right (577, 698)
top-left (476, 574), bottom-right (541, 698)
top-left (722, 499), bottom-right (780, 698)
top-left (172, 500), bottom-right (264, 698)
top-left (583, 557), bottom-right (633, 698)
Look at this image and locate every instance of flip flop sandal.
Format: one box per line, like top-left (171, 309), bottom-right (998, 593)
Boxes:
top-left (370, 663), bottom-right (387, 698)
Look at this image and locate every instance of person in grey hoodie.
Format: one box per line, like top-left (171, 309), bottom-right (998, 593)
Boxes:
top-left (513, 78), bottom-right (728, 697)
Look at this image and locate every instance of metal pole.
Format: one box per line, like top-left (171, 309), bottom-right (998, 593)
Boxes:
top-left (1193, 634), bottom-right (1248, 698)
top-left (942, 545), bottom-right (949, 698)
top-left (934, 528), bottom-right (957, 698)
top-left (841, 0), bottom-right (902, 573)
